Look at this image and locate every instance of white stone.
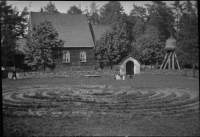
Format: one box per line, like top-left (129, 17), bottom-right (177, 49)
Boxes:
top-left (116, 75), bottom-right (121, 80)
top-left (8, 72), bottom-right (20, 79)
top-left (8, 72), bottom-right (13, 79)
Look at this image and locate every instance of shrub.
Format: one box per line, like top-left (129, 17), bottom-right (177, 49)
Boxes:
top-left (2, 70), bottom-right (10, 79)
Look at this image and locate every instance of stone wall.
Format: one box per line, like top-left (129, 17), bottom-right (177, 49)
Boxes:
top-left (141, 69), bottom-right (199, 77)
top-left (17, 69), bottom-right (118, 79)
top-left (16, 68), bottom-right (198, 79)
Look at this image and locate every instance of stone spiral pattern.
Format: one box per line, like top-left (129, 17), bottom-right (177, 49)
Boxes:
top-left (2, 85), bottom-right (199, 118)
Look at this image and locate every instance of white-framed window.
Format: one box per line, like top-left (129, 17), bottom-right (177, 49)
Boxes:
top-left (63, 51), bottom-right (70, 63)
top-left (80, 51), bottom-right (86, 62)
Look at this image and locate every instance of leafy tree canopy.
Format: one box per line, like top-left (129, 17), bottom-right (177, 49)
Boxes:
top-left (90, 2), bottom-right (99, 14)
top-left (43, 1), bottom-right (59, 13)
top-left (1, 1), bottom-right (28, 67)
top-left (93, 1), bottom-right (198, 68)
top-left (133, 25), bottom-right (165, 65)
top-left (94, 22), bottom-right (131, 69)
top-left (175, 1), bottom-right (198, 68)
top-left (24, 21), bottom-right (65, 71)
top-left (19, 6), bottom-right (29, 37)
top-left (89, 2), bottom-right (100, 24)
top-left (67, 5), bottom-right (83, 14)
top-left (145, 1), bottom-right (175, 41)
top-left (99, 1), bottom-right (124, 25)
top-left (130, 4), bottom-right (147, 20)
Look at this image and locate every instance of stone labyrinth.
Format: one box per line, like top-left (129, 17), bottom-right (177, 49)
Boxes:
top-left (3, 85), bottom-right (199, 118)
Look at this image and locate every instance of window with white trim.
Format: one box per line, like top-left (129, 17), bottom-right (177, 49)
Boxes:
top-left (63, 51), bottom-right (70, 63)
top-left (80, 51), bottom-right (86, 62)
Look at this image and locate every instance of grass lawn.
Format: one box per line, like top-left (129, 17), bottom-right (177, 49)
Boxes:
top-left (2, 74), bottom-right (199, 136)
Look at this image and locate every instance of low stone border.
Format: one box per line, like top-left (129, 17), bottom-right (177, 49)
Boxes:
top-left (17, 70), bottom-right (118, 79)
top-left (141, 69), bottom-right (199, 77)
top-left (14, 69), bottom-right (199, 79)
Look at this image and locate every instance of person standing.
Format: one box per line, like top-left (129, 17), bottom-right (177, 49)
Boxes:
top-left (12, 68), bottom-right (17, 80)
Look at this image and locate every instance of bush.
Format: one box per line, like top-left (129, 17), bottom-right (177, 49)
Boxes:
top-left (16, 68), bottom-right (24, 72)
top-left (48, 63), bottom-right (56, 72)
top-left (114, 65), bottom-right (120, 71)
top-left (2, 70), bottom-right (10, 79)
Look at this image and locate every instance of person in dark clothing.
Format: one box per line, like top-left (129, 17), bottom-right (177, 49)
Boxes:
top-left (12, 68), bottom-right (17, 80)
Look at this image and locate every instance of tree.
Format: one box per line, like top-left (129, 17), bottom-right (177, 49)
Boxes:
top-left (170, 1), bottom-right (185, 47)
top-left (145, 1), bottom-right (175, 41)
top-left (24, 21), bottom-right (65, 71)
top-left (90, 2), bottom-right (99, 14)
top-left (90, 12), bottom-right (100, 24)
top-left (67, 5), bottom-right (82, 14)
top-left (132, 18), bottom-right (145, 40)
top-left (133, 25), bottom-right (165, 65)
top-left (83, 6), bottom-right (90, 16)
top-left (99, 1), bottom-right (124, 25)
top-left (89, 2), bottom-right (100, 24)
top-left (175, 1), bottom-right (198, 68)
top-left (19, 6), bottom-right (29, 37)
top-left (1, 1), bottom-right (27, 67)
top-left (43, 1), bottom-right (59, 13)
top-left (94, 23), bottom-right (130, 69)
top-left (130, 18), bottom-right (145, 60)
top-left (130, 4), bottom-right (147, 20)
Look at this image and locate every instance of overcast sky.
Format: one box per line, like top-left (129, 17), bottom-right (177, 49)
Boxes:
top-left (7, 1), bottom-right (180, 14)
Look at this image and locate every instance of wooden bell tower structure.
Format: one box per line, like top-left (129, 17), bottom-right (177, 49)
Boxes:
top-left (160, 34), bottom-right (181, 69)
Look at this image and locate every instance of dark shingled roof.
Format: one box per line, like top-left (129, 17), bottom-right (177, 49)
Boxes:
top-left (29, 12), bottom-right (94, 48)
top-left (91, 25), bottom-right (110, 41)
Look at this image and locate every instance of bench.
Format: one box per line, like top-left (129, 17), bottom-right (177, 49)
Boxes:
top-left (84, 75), bottom-right (100, 78)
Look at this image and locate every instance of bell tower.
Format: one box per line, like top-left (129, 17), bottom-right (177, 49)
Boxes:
top-left (160, 34), bottom-right (181, 69)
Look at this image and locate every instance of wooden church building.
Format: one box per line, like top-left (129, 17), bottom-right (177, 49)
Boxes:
top-left (27, 12), bottom-right (109, 69)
